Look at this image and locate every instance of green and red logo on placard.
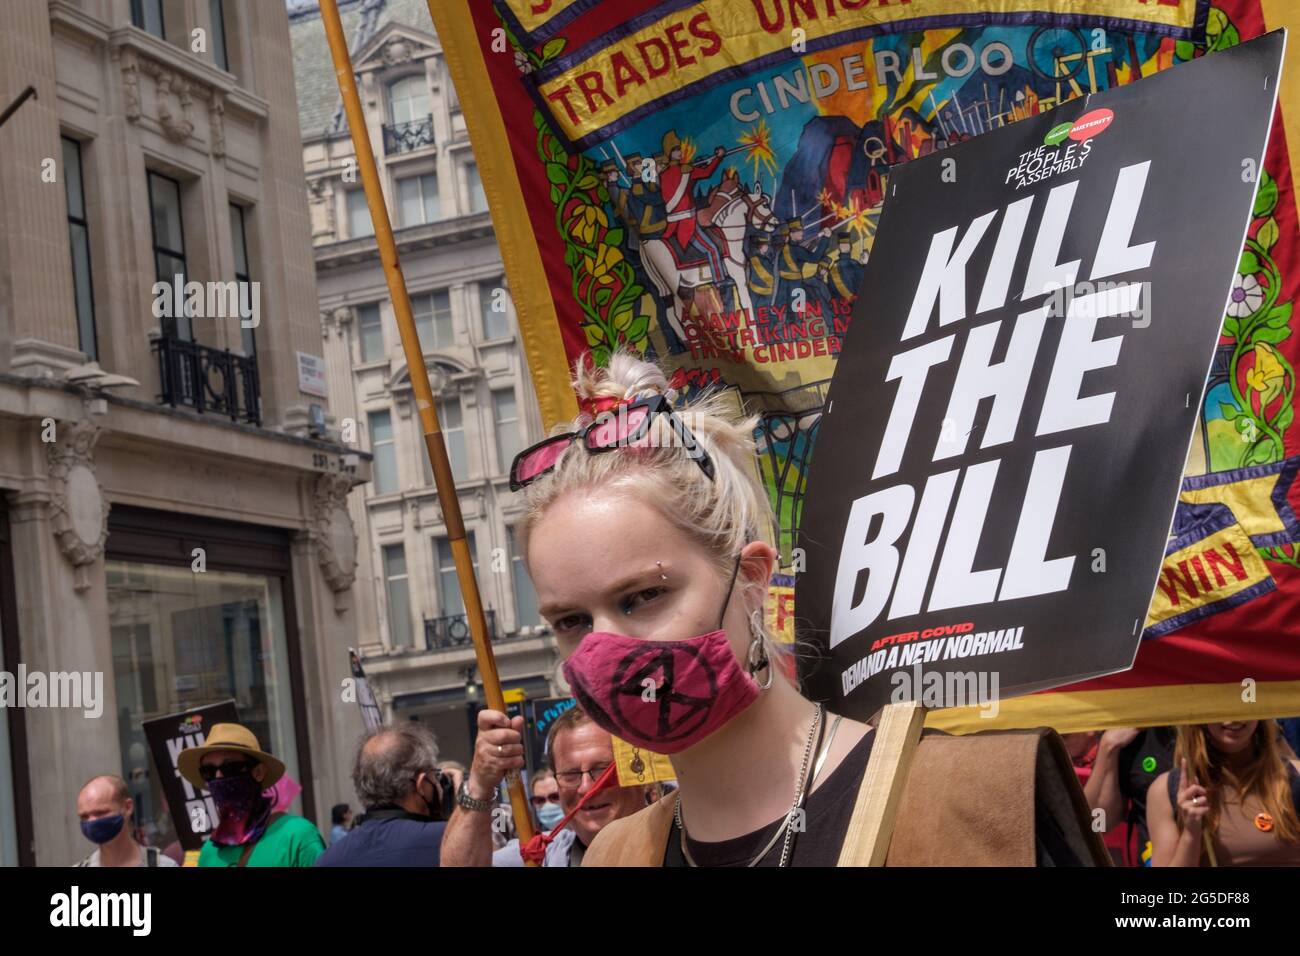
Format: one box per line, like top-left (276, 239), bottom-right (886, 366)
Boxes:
top-left (1045, 108), bottom-right (1115, 145)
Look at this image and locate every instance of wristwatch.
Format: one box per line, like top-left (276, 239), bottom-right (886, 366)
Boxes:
top-left (457, 778), bottom-right (495, 813)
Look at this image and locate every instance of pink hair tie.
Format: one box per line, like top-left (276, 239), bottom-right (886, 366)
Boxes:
top-left (580, 395), bottom-right (630, 417)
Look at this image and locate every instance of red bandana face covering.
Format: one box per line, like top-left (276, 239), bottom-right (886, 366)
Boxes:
top-left (209, 773), bottom-right (274, 847)
top-left (561, 556), bottom-right (761, 754)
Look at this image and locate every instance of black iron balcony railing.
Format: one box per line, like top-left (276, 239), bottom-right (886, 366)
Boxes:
top-left (383, 114), bottom-right (435, 155)
top-left (153, 333), bottom-right (261, 425)
top-left (423, 609), bottom-right (498, 651)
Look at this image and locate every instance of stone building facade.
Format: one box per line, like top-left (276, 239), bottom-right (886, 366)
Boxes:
top-left (0, 0), bottom-right (366, 865)
top-left (291, 0), bottom-right (559, 766)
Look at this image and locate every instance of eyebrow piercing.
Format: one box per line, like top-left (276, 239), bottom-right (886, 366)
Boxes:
top-left (657, 561), bottom-right (667, 580)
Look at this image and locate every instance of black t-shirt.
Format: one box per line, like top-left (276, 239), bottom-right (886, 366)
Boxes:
top-left (664, 728), bottom-right (875, 867)
top-left (1117, 726), bottom-right (1177, 845)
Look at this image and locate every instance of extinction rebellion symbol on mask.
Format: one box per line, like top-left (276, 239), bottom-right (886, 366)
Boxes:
top-left (612, 646), bottom-right (716, 743)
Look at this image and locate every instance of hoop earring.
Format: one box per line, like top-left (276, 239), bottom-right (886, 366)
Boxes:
top-left (747, 631), bottom-right (773, 690)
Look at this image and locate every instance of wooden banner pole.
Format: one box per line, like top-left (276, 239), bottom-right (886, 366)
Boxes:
top-left (837, 701), bottom-right (927, 866)
top-left (319, 0), bottom-right (536, 858)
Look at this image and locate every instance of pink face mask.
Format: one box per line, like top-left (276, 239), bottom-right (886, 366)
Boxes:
top-left (561, 556), bottom-right (762, 754)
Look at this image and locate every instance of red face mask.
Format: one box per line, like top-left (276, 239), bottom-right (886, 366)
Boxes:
top-left (561, 556), bottom-right (761, 754)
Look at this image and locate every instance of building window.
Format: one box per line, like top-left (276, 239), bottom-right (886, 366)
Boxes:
top-left (479, 278), bottom-right (509, 340)
top-left (131, 0), bottom-right (164, 38)
top-left (369, 410), bottom-right (397, 494)
top-left (358, 303), bottom-right (384, 362)
top-left (210, 0), bottom-right (230, 72)
top-left (382, 544), bottom-right (412, 648)
top-left (387, 75), bottom-right (430, 126)
top-left (148, 171), bottom-right (191, 341)
top-left (229, 204), bottom-right (254, 357)
top-left (413, 290), bottom-right (452, 351)
top-left (435, 532), bottom-right (478, 618)
top-left (466, 163), bottom-right (487, 214)
top-left (397, 173), bottom-right (439, 227)
top-left (63, 137), bottom-right (97, 361)
top-left (438, 397), bottom-right (467, 481)
top-left (508, 526), bottom-right (541, 629)
top-left (106, 558), bottom-right (300, 852)
top-left (493, 388), bottom-right (521, 473)
top-left (347, 189), bottom-right (373, 239)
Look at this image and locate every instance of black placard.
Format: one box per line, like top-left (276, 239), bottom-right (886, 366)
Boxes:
top-left (142, 700), bottom-right (239, 851)
top-left (796, 33), bottom-right (1285, 719)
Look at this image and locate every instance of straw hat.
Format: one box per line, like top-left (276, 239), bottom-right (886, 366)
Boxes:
top-left (177, 723), bottom-right (285, 791)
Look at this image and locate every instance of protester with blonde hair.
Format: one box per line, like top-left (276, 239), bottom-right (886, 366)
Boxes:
top-left (1148, 721), bottom-right (1300, 866)
top-left (483, 349), bottom-right (1103, 866)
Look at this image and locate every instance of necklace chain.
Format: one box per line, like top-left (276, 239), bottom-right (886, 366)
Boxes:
top-left (675, 703), bottom-right (824, 868)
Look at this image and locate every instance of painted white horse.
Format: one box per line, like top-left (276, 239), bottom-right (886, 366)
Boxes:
top-left (704, 173), bottom-right (780, 316)
top-left (638, 172), bottom-right (778, 344)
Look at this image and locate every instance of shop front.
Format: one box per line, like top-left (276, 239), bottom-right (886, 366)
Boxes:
top-left (104, 507), bottom-right (311, 853)
top-left (0, 379), bottom-right (369, 864)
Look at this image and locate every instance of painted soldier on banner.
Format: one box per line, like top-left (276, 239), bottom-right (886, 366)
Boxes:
top-left (776, 218), bottom-right (831, 316)
top-left (747, 232), bottom-right (776, 305)
top-left (825, 232), bottom-right (866, 302)
top-left (659, 130), bottom-right (727, 280)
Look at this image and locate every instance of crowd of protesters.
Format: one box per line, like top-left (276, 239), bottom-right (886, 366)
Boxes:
top-left (70, 352), bottom-right (1300, 867)
top-left (71, 712), bottom-right (1300, 868)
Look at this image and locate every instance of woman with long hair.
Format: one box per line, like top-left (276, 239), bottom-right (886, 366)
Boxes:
top-left (1148, 721), bottom-right (1300, 866)
top-left (469, 350), bottom-right (1101, 866)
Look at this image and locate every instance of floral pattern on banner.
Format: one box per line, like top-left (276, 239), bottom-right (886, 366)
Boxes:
top-left (510, 25), bottom-right (651, 367)
top-left (1197, 9), bottom-right (1299, 570)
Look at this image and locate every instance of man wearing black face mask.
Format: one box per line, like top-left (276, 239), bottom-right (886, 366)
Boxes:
top-left (74, 774), bottom-right (177, 867)
top-left (314, 723), bottom-right (448, 867)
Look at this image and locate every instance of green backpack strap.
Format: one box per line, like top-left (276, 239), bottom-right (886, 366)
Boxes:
top-left (236, 812), bottom-right (285, 867)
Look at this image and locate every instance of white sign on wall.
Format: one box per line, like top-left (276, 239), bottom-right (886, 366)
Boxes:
top-left (297, 351), bottom-right (329, 398)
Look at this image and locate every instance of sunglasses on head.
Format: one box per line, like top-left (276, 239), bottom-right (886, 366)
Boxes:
top-left (199, 758), bottom-right (258, 782)
top-left (509, 394), bottom-right (715, 491)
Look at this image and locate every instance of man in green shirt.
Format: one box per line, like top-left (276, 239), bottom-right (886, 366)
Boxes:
top-left (178, 722), bottom-right (324, 867)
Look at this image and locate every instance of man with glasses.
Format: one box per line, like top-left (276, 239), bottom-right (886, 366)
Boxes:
top-left (443, 706), bottom-right (650, 866)
top-left (178, 723), bottom-right (324, 867)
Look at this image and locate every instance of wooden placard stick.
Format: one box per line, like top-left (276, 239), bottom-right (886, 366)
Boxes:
top-left (837, 700), bottom-right (927, 866)
top-left (319, 0), bottom-right (537, 859)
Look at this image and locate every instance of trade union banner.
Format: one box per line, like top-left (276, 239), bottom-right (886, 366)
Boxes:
top-left (432, 0), bottom-right (1300, 731)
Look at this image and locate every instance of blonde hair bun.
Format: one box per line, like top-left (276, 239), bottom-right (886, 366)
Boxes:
top-left (521, 348), bottom-right (787, 674)
top-left (527, 349), bottom-right (774, 553)
top-left (572, 351), bottom-right (675, 425)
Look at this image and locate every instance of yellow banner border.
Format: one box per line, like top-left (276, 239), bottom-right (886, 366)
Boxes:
top-left (926, 680), bottom-right (1300, 735)
top-left (431, 0), bottom-right (578, 432)
top-left (498, 0), bottom-right (594, 44)
top-left (532, 0), bottom-right (1202, 144)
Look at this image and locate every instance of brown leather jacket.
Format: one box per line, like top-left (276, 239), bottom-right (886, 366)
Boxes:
top-left (583, 727), bottom-right (1110, 866)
